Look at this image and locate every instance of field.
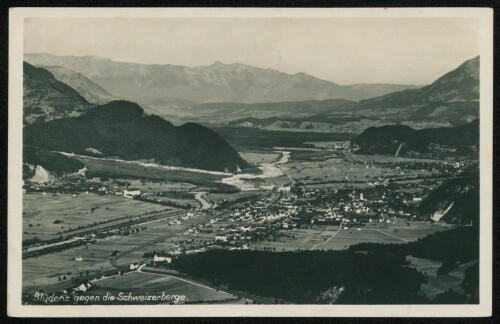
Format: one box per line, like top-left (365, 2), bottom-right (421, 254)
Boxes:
top-left (23, 193), bottom-right (168, 240)
top-left (124, 180), bottom-right (199, 191)
top-left (76, 155), bottom-right (225, 185)
top-left (212, 126), bottom-right (355, 150)
top-left (206, 191), bottom-right (264, 206)
top-left (250, 221), bottom-right (452, 251)
top-left (22, 210), bottom-right (216, 293)
top-left (239, 151), bottom-right (281, 164)
top-left (407, 256), bottom-right (474, 299)
top-left (281, 152), bottom-right (443, 189)
top-left (87, 271), bottom-right (242, 304)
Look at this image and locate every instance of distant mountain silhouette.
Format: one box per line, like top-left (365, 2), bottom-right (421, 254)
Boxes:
top-left (321, 56), bottom-right (479, 126)
top-left (24, 101), bottom-right (249, 172)
top-left (24, 53), bottom-right (419, 103)
top-left (23, 62), bottom-right (93, 124)
top-left (351, 119), bottom-right (479, 158)
top-left (38, 65), bottom-right (116, 104)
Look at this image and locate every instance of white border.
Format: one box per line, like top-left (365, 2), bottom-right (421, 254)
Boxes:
top-left (8, 7), bottom-right (494, 318)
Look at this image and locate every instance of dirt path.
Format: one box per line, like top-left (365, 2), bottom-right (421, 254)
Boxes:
top-left (372, 228), bottom-right (408, 242)
top-left (310, 226), bottom-right (342, 250)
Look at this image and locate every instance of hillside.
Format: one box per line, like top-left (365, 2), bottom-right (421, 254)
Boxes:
top-left (214, 57), bottom-right (480, 132)
top-left (23, 62), bottom-right (93, 124)
top-left (23, 101), bottom-right (249, 172)
top-left (23, 145), bottom-right (85, 182)
top-left (418, 174), bottom-right (479, 225)
top-left (351, 119), bottom-right (479, 158)
top-left (24, 53), bottom-right (418, 103)
top-left (38, 65), bottom-right (116, 104)
top-left (321, 56), bottom-right (479, 127)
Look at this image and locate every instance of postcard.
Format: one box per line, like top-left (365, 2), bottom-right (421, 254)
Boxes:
top-left (8, 7), bottom-right (493, 317)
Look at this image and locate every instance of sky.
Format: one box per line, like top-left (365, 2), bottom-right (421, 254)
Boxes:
top-left (24, 17), bottom-right (480, 85)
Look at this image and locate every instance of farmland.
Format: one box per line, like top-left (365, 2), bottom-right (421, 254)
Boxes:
top-left (86, 271), bottom-right (243, 304)
top-left (21, 129), bottom-right (476, 304)
top-left (407, 256), bottom-right (474, 299)
top-left (23, 215), bottom-right (197, 292)
top-left (211, 126), bottom-right (355, 150)
top-left (75, 154), bottom-right (226, 185)
top-left (249, 221), bottom-right (452, 252)
top-left (23, 193), bottom-right (168, 240)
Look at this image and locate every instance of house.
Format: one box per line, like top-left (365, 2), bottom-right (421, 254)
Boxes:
top-left (215, 234), bottom-right (228, 242)
top-left (129, 263), bottom-right (140, 270)
top-left (123, 189), bottom-right (141, 198)
top-left (153, 255), bottom-right (172, 263)
top-left (74, 256), bottom-right (83, 262)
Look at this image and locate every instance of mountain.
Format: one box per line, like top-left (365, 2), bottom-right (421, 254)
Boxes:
top-left (24, 101), bottom-right (249, 172)
top-left (320, 57), bottom-right (480, 127)
top-left (38, 65), bottom-right (116, 104)
top-left (24, 53), bottom-right (418, 103)
top-left (343, 83), bottom-right (421, 100)
top-left (418, 174), bottom-right (479, 225)
top-left (351, 119), bottom-right (479, 158)
top-left (194, 57), bottom-right (479, 131)
top-left (23, 62), bottom-right (93, 124)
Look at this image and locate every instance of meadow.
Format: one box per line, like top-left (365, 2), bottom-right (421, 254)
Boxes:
top-left (22, 211), bottom-right (216, 293)
top-left (88, 271), bottom-right (241, 304)
top-left (76, 155), bottom-right (225, 185)
top-left (212, 126), bottom-right (355, 150)
top-left (407, 256), bottom-right (473, 299)
top-left (250, 221), bottom-right (450, 252)
top-left (23, 193), bottom-right (167, 239)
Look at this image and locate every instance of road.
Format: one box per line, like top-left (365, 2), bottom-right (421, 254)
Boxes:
top-left (194, 192), bottom-right (212, 210)
top-left (310, 226), bottom-right (342, 250)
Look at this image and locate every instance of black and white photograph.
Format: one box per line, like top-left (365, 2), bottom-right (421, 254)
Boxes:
top-left (7, 7), bottom-right (493, 317)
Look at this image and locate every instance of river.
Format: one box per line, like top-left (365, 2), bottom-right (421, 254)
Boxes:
top-left (221, 151), bottom-right (290, 191)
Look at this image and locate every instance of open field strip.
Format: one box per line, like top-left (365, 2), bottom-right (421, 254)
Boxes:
top-left (311, 226), bottom-right (342, 250)
top-left (371, 228), bottom-right (408, 242)
top-left (87, 271), bottom-right (241, 304)
top-left (59, 152), bottom-right (232, 176)
top-left (139, 269), bottom-right (233, 297)
top-left (23, 193), bottom-right (168, 238)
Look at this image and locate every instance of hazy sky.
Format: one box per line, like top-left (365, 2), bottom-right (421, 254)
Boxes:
top-left (24, 17), bottom-right (479, 85)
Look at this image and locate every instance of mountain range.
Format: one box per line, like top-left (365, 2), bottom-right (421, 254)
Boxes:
top-left (24, 100), bottom-right (249, 172)
top-left (227, 56), bottom-right (480, 131)
top-left (24, 53), bottom-right (419, 104)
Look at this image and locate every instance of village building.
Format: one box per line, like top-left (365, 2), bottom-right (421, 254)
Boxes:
top-left (153, 255), bottom-right (172, 263)
top-left (215, 234), bottom-right (228, 242)
top-left (123, 188), bottom-right (141, 198)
